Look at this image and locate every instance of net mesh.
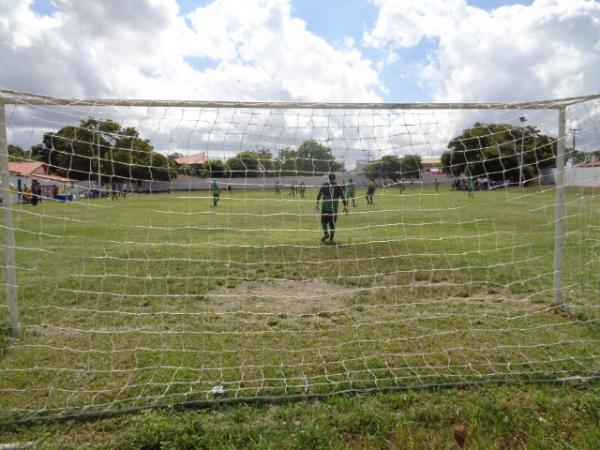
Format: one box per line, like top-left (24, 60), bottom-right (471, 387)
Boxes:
top-left (0, 90), bottom-right (599, 421)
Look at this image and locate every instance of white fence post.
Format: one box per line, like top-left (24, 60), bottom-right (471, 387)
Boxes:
top-left (0, 103), bottom-right (19, 334)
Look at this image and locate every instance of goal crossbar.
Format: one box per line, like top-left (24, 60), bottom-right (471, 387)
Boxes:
top-left (1, 89), bottom-right (599, 110)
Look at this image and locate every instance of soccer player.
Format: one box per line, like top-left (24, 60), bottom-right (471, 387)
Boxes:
top-left (316, 173), bottom-right (348, 244)
top-left (298, 181), bottom-right (306, 198)
top-left (31, 179), bottom-right (42, 206)
top-left (366, 178), bottom-right (376, 204)
top-left (211, 180), bottom-right (221, 206)
top-left (347, 178), bottom-right (356, 207)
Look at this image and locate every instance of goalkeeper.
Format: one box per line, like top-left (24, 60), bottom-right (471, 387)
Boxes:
top-left (316, 173), bottom-right (348, 244)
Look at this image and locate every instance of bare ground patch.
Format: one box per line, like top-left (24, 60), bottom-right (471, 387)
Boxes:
top-left (206, 278), bottom-right (355, 313)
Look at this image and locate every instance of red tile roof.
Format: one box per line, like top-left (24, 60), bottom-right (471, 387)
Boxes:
top-left (8, 162), bottom-right (47, 176)
top-left (174, 153), bottom-right (206, 166)
top-left (576, 160), bottom-right (600, 168)
top-left (9, 162), bottom-right (75, 182)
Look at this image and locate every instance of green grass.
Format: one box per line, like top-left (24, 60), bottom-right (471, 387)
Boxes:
top-left (1, 185), bottom-right (599, 447)
top-left (2, 384), bottom-right (600, 449)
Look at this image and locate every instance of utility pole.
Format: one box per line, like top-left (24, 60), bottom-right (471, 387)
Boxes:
top-left (569, 127), bottom-right (581, 167)
top-left (519, 116), bottom-right (527, 187)
top-left (571, 126), bottom-right (581, 151)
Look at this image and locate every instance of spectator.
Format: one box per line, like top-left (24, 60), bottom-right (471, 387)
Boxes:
top-left (31, 180), bottom-right (42, 206)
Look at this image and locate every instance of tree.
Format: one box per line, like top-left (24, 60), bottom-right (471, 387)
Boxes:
top-left (227, 150), bottom-right (273, 178)
top-left (167, 152), bottom-right (183, 166)
top-left (274, 140), bottom-right (343, 175)
top-left (363, 155), bottom-right (401, 180)
top-left (7, 144), bottom-right (28, 162)
top-left (568, 149), bottom-right (600, 165)
top-left (363, 154), bottom-right (422, 180)
top-left (201, 159), bottom-right (230, 178)
top-left (35, 118), bottom-right (176, 182)
top-left (441, 123), bottom-right (557, 182)
top-left (399, 154), bottom-right (422, 179)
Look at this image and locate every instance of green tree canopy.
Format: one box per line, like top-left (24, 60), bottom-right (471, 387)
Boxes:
top-left (167, 152), bottom-right (183, 165)
top-left (33, 118), bottom-right (176, 182)
top-left (441, 122), bottom-right (557, 181)
top-left (7, 144), bottom-right (29, 162)
top-left (201, 159), bottom-right (230, 178)
top-left (363, 154), bottom-right (423, 180)
top-left (274, 140), bottom-right (343, 175)
top-left (399, 154), bottom-right (422, 179)
top-left (226, 150), bottom-right (273, 178)
top-left (569, 149), bottom-right (600, 165)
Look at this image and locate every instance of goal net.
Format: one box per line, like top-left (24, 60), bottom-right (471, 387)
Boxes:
top-left (1, 89), bottom-right (599, 421)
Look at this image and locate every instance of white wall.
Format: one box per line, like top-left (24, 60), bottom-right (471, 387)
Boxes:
top-left (558, 167), bottom-right (600, 187)
top-left (135, 171), bottom-right (451, 193)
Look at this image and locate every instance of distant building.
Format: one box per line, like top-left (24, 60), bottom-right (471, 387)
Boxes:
top-left (8, 162), bottom-right (76, 203)
top-left (576, 160), bottom-right (600, 168)
top-left (354, 160), bottom-right (370, 173)
top-left (174, 153), bottom-right (207, 170)
top-left (421, 155), bottom-right (442, 174)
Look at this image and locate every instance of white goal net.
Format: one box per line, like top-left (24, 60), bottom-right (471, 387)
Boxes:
top-left (1, 89), bottom-right (599, 421)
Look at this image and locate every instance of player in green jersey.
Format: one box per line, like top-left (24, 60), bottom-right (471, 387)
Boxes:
top-left (211, 180), bottom-right (221, 206)
top-left (316, 173), bottom-right (348, 244)
top-left (299, 181), bottom-right (306, 198)
top-left (347, 178), bottom-right (356, 207)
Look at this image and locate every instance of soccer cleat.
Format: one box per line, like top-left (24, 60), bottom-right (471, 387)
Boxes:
top-left (321, 234), bottom-right (329, 242)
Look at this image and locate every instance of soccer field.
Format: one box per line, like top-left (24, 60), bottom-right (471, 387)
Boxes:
top-left (1, 186), bottom-right (599, 423)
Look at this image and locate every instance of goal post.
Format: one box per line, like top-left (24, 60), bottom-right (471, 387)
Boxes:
top-left (0, 103), bottom-right (19, 335)
top-left (553, 106), bottom-right (567, 306)
top-left (0, 89), bottom-right (599, 422)
top-left (0, 90), bottom-right (577, 331)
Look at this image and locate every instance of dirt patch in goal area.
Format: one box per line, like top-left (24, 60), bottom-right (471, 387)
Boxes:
top-left (207, 279), bottom-right (355, 313)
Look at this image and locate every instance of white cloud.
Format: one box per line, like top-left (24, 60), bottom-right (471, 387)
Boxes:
top-left (0, 0), bottom-right (63, 49)
top-left (0, 0), bottom-right (383, 102)
top-left (4, 0), bottom-right (598, 164)
top-left (364, 0), bottom-right (472, 49)
top-left (0, 0), bottom-right (387, 165)
top-left (365, 0), bottom-right (600, 102)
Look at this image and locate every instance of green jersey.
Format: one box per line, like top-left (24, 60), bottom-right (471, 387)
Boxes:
top-left (211, 182), bottom-right (220, 196)
top-left (347, 183), bottom-right (356, 196)
top-left (317, 182), bottom-right (347, 214)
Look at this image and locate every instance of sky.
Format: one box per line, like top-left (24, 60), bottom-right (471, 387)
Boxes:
top-left (1, 0), bottom-right (599, 160)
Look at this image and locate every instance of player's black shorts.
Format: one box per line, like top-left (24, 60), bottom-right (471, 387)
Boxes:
top-left (321, 213), bottom-right (338, 228)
